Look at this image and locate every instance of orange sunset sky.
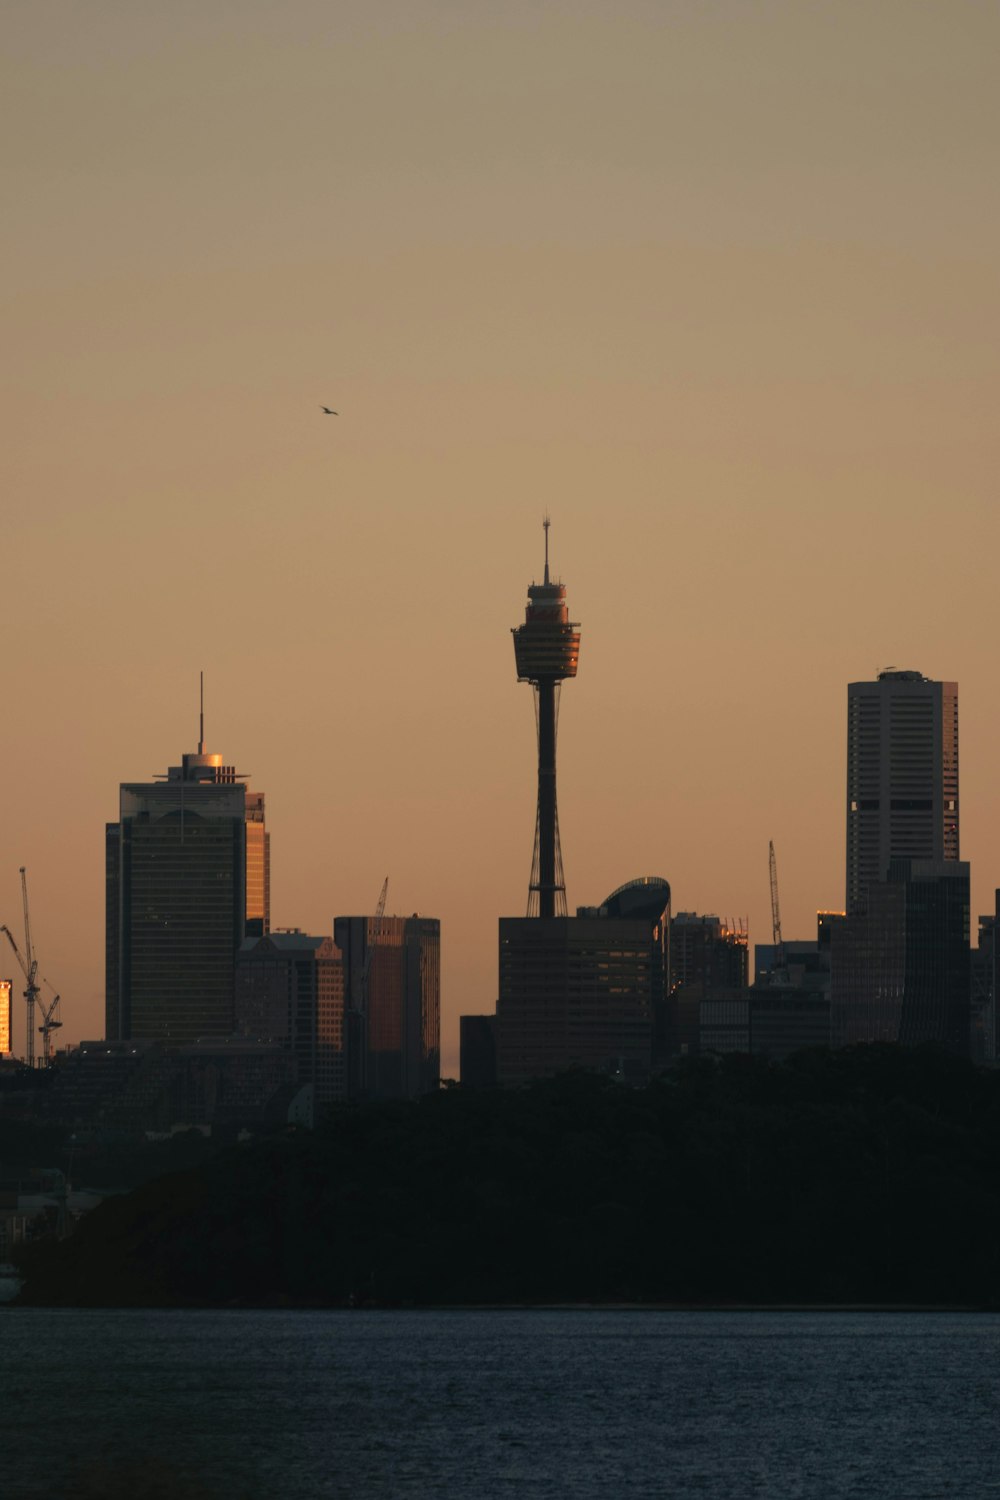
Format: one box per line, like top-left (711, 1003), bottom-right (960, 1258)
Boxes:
top-left (3, 1), bottom-right (998, 1074)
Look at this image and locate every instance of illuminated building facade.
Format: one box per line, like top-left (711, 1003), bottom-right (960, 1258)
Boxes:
top-left (847, 671), bottom-right (959, 914)
top-left (333, 914), bottom-right (440, 1100)
top-left (0, 979), bottom-right (11, 1056)
top-left (106, 713), bottom-right (269, 1044)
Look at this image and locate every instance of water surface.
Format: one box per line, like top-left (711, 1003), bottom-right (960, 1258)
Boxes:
top-left (2, 1309), bottom-right (997, 1498)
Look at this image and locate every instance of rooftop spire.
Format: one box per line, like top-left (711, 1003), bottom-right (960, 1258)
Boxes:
top-left (198, 671), bottom-right (205, 755)
top-left (543, 514), bottom-right (550, 585)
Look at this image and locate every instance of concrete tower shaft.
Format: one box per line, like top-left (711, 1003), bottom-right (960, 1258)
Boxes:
top-left (511, 522), bottom-right (581, 919)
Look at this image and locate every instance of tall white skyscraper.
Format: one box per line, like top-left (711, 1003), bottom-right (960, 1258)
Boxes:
top-left (846, 670), bottom-right (959, 914)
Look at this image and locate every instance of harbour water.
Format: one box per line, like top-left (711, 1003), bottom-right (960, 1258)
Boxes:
top-left (1, 1308), bottom-right (997, 1498)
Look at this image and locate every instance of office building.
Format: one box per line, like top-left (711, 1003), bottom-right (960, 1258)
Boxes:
top-left (581, 876), bottom-right (672, 1071)
top-left (748, 992), bottom-right (831, 1059)
top-left (699, 991), bottom-right (750, 1055)
top-left (497, 877), bottom-right (669, 1085)
top-left (235, 933), bottom-right (346, 1112)
top-left (106, 707), bottom-right (269, 1044)
top-left (846, 671), bottom-right (959, 914)
top-left (38, 1038), bottom-right (297, 1135)
top-left (334, 914), bottom-right (440, 1100)
top-left (670, 913), bottom-right (748, 992)
top-left (697, 988), bottom-right (830, 1060)
top-left (831, 858), bottom-right (970, 1052)
top-left (665, 913), bottom-right (749, 1055)
top-left (496, 908), bottom-right (663, 1086)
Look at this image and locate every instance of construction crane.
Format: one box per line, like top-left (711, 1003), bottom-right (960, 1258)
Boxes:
top-left (38, 977), bottom-right (63, 1067)
top-left (768, 841), bottom-right (787, 986)
top-left (0, 868), bottom-right (41, 1069)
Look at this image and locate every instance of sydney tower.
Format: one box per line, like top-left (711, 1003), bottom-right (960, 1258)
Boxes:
top-left (511, 521), bottom-right (581, 918)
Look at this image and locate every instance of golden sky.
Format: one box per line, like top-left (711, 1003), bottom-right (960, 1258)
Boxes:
top-left (3, 0), bottom-right (998, 1073)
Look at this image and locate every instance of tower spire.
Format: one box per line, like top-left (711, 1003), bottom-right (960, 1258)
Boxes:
top-left (198, 671), bottom-right (204, 755)
top-left (543, 514), bottom-right (550, 585)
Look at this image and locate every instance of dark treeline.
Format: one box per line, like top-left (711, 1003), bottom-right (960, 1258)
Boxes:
top-left (16, 1045), bottom-right (1000, 1307)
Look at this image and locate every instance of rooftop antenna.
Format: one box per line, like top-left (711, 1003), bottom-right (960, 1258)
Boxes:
top-left (543, 514), bottom-right (550, 585)
top-left (198, 670), bottom-right (205, 754)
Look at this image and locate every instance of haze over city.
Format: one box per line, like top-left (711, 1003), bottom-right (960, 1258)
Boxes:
top-left (3, 0), bottom-right (998, 1076)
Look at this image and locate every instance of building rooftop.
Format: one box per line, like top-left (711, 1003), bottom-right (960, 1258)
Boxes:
top-left (239, 933), bottom-right (328, 954)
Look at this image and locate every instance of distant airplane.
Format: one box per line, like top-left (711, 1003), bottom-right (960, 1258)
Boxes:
top-left (320, 406), bottom-right (339, 415)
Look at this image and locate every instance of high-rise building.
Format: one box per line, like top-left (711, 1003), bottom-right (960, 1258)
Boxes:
top-left (333, 914), bottom-right (440, 1100)
top-left (831, 858), bottom-right (970, 1051)
top-left (697, 989), bottom-right (831, 1059)
top-left (106, 704), bottom-right (269, 1044)
top-left (846, 671), bottom-right (959, 914)
top-left (235, 933), bottom-right (346, 1115)
top-left (670, 913), bottom-right (748, 992)
top-left (496, 878), bottom-right (670, 1085)
top-left (663, 916), bottom-right (750, 1061)
top-left (0, 979), bottom-right (11, 1057)
top-left (496, 907), bottom-right (663, 1086)
top-left (511, 519), bottom-right (580, 917)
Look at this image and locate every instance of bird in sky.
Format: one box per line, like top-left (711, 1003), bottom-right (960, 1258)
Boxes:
top-left (320, 406), bottom-right (339, 415)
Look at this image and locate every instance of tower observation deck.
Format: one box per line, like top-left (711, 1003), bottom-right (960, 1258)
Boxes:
top-left (511, 521), bottom-right (581, 918)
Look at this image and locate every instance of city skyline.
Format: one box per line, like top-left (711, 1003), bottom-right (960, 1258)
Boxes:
top-left (3, 1), bottom-right (999, 1075)
top-left (3, 586), bottom-right (999, 1076)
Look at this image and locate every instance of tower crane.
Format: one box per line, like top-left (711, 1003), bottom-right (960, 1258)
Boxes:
top-left (38, 977), bottom-right (63, 1067)
top-left (0, 868), bottom-right (41, 1068)
top-left (768, 841), bottom-right (788, 986)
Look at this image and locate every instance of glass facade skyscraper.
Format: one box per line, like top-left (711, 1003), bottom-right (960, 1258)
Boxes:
top-left (235, 933), bottom-right (346, 1114)
top-left (106, 733), bottom-right (269, 1044)
top-left (837, 671), bottom-right (969, 1054)
top-left (333, 914), bottom-right (440, 1100)
top-left (831, 858), bottom-right (970, 1051)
